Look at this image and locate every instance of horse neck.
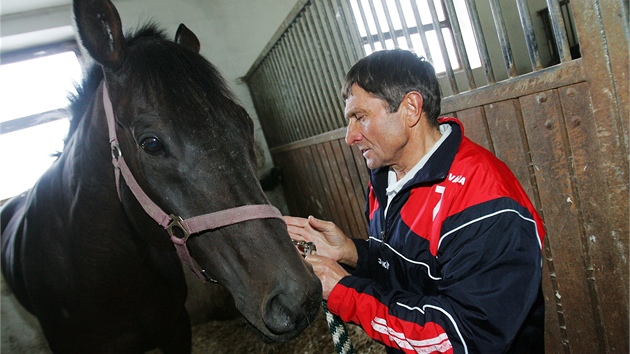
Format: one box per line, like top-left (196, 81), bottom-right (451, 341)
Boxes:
top-left (59, 85), bottom-right (125, 222)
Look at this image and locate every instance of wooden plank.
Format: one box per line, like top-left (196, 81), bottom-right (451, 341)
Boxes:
top-left (323, 141), bottom-right (360, 238)
top-left (315, 142), bottom-right (354, 235)
top-left (441, 59), bottom-right (585, 114)
top-left (455, 106), bottom-right (493, 152)
top-left (350, 143), bottom-right (370, 196)
top-left (484, 98), bottom-right (565, 352)
top-left (558, 82), bottom-right (629, 352)
top-left (484, 100), bottom-right (532, 198)
top-left (521, 89), bottom-right (601, 352)
top-left (293, 147), bottom-right (322, 218)
top-left (541, 238), bottom-right (567, 354)
top-left (330, 139), bottom-right (367, 240)
top-left (308, 145), bottom-right (339, 222)
top-left (337, 139), bottom-right (369, 239)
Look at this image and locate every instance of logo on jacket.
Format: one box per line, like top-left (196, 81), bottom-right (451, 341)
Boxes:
top-left (378, 258), bottom-right (390, 270)
top-left (448, 173), bottom-right (466, 185)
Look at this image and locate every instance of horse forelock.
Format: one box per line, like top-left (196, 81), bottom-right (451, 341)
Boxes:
top-left (67, 22), bottom-right (247, 143)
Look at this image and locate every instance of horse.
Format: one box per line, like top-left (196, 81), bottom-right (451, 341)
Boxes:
top-left (0, 0), bottom-right (321, 352)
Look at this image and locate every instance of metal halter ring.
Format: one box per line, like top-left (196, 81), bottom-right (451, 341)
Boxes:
top-left (292, 240), bottom-right (317, 258)
top-left (167, 215), bottom-right (191, 242)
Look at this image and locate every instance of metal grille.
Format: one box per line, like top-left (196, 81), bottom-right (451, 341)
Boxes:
top-left (245, 0), bottom-right (580, 148)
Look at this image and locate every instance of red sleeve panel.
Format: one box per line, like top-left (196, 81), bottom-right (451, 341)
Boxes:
top-left (329, 277), bottom-right (455, 354)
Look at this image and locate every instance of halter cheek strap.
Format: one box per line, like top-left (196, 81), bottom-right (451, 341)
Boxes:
top-left (102, 82), bottom-right (284, 282)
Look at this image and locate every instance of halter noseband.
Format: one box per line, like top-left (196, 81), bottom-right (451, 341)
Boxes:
top-left (102, 82), bottom-right (284, 283)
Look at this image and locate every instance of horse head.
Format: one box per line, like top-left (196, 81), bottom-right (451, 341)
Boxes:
top-left (73, 0), bottom-right (321, 342)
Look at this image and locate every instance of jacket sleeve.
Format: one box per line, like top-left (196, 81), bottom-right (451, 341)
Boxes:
top-left (327, 199), bottom-right (543, 354)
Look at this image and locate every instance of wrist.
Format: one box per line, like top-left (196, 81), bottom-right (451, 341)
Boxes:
top-left (338, 237), bottom-right (358, 268)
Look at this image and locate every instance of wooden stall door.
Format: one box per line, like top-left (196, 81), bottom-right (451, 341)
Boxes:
top-left (264, 1), bottom-right (627, 352)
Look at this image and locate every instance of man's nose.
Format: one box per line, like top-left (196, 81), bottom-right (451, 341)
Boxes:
top-left (345, 120), bottom-right (361, 146)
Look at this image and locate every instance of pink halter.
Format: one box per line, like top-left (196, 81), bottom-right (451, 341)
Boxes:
top-left (102, 82), bottom-right (284, 282)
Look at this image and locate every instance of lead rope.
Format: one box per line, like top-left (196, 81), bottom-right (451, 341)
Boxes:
top-left (292, 241), bottom-right (356, 354)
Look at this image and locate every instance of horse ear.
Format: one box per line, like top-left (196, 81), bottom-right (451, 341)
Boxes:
top-left (175, 24), bottom-right (201, 53)
top-left (73, 0), bottom-right (127, 71)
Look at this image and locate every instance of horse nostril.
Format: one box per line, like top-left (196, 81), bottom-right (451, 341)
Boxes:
top-left (263, 294), bottom-right (297, 335)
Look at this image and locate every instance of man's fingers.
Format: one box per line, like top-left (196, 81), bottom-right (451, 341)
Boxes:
top-left (282, 215), bottom-right (309, 227)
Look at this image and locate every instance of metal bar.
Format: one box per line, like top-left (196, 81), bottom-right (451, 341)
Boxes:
top-left (488, 0), bottom-right (518, 78)
top-left (303, 6), bottom-right (342, 131)
top-left (335, 0), bottom-right (365, 68)
top-left (366, 0), bottom-right (388, 48)
top-left (261, 55), bottom-right (290, 145)
top-left (318, 0), bottom-right (348, 123)
top-left (258, 63), bottom-right (291, 146)
top-left (393, 0), bottom-right (414, 50)
top-left (0, 109), bottom-right (68, 135)
top-left (268, 48), bottom-right (300, 142)
top-left (354, 0), bottom-right (377, 53)
top-left (379, 0), bottom-right (400, 48)
top-left (409, 0), bottom-right (435, 63)
top-left (443, 0), bottom-right (476, 89)
top-left (427, 0), bottom-right (459, 93)
top-left (464, 0), bottom-right (495, 84)
top-left (516, 0), bottom-right (543, 70)
top-left (545, 0), bottom-right (572, 62)
top-left (275, 40), bottom-right (306, 142)
top-left (337, 0), bottom-right (365, 60)
top-left (292, 19), bottom-right (331, 135)
top-left (285, 19), bottom-right (323, 138)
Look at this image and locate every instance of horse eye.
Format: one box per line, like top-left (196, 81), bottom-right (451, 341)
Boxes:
top-left (140, 136), bottom-right (164, 154)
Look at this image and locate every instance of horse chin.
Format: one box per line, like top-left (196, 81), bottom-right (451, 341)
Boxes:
top-left (242, 314), bottom-right (315, 343)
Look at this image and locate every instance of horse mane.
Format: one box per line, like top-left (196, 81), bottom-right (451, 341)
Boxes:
top-left (67, 22), bottom-right (240, 142)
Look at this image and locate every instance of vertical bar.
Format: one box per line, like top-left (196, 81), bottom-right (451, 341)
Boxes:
top-left (293, 19), bottom-right (332, 134)
top-left (283, 27), bottom-right (321, 138)
top-left (546, 0), bottom-right (572, 62)
top-left (443, 0), bottom-right (476, 89)
top-left (379, 0), bottom-right (400, 48)
top-left (326, 0), bottom-right (353, 72)
top-left (354, 0), bottom-right (377, 53)
top-left (366, 0), bottom-right (388, 48)
top-left (427, 0), bottom-right (459, 94)
top-left (516, 0), bottom-right (543, 71)
top-left (269, 48), bottom-right (302, 142)
top-left (464, 0), bottom-right (495, 84)
top-left (303, 6), bottom-right (344, 130)
top-left (393, 0), bottom-right (415, 50)
top-left (255, 65), bottom-right (285, 146)
top-left (337, 0), bottom-right (367, 62)
top-left (264, 54), bottom-right (292, 144)
top-left (318, 0), bottom-right (350, 124)
top-left (409, 0), bottom-right (435, 64)
top-left (488, 0), bottom-right (518, 78)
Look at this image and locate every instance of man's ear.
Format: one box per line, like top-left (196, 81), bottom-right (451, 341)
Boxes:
top-left (402, 91), bottom-right (424, 127)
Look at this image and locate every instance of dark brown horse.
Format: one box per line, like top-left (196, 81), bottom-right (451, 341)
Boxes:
top-left (0, 0), bottom-right (321, 352)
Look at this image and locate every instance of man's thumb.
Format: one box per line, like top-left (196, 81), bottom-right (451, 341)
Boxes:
top-left (308, 215), bottom-right (328, 231)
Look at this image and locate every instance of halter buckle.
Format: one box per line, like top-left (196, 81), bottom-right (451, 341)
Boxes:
top-left (111, 141), bottom-right (122, 162)
top-left (167, 215), bottom-right (191, 242)
top-left (292, 240), bottom-right (317, 258)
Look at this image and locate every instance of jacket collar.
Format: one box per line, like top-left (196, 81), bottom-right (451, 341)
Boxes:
top-left (369, 117), bottom-right (463, 204)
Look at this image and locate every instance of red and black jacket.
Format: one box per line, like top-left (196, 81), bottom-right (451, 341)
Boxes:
top-left (327, 118), bottom-right (545, 353)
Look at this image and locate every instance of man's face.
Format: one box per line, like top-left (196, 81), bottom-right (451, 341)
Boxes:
top-left (344, 84), bottom-right (408, 170)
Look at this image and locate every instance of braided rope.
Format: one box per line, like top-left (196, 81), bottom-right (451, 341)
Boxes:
top-left (291, 240), bottom-right (355, 354)
top-left (323, 301), bottom-right (356, 354)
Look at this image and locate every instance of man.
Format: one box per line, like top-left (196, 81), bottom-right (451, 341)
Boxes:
top-left (285, 49), bottom-right (545, 353)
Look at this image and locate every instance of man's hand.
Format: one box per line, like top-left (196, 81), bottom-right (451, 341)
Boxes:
top-left (303, 254), bottom-right (350, 300)
top-left (284, 215), bottom-right (358, 267)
